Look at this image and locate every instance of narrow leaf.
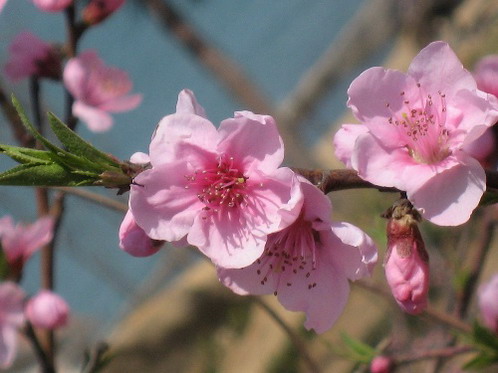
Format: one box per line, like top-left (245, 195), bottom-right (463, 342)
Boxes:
top-left (0, 163), bottom-right (96, 187)
top-left (47, 112), bottom-right (120, 168)
top-left (0, 145), bottom-right (53, 165)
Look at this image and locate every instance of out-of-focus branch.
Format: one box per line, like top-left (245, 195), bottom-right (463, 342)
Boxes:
top-left (275, 0), bottom-right (400, 131)
top-left (52, 187), bottom-right (127, 213)
top-left (142, 0), bottom-right (314, 167)
top-left (455, 207), bottom-right (497, 318)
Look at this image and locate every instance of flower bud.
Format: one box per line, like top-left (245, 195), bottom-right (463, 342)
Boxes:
top-left (26, 290), bottom-right (69, 329)
top-left (82, 0), bottom-right (125, 25)
top-left (383, 199), bottom-right (429, 315)
top-left (370, 356), bottom-right (393, 373)
top-left (478, 274), bottom-right (498, 333)
top-left (119, 210), bottom-right (161, 257)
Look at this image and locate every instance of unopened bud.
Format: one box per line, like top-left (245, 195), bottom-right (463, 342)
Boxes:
top-left (82, 0), bottom-right (125, 25)
top-left (383, 199), bottom-right (429, 315)
top-left (370, 356), bottom-right (393, 373)
top-left (119, 210), bottom-right (162, 257)
top-left (26, 290), bottom-right (69, 329)
top-left (478, 274), bottom-right (498, 334)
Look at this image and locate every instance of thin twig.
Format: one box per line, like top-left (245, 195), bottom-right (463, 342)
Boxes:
top-left (252, 297), bottom-right (321, 373)
top-left (81, 342), bottom-right (110, 373)
top-left (455, 207), bottom-right (498, 319)
top-left (354, 281), bottom-right (472, 334)
top-left (23, 322), bottom-right (56, 373)
top-left (51, 187), bottom-right (127, 213)
top-left (395, 344), bottom-right (474, 364)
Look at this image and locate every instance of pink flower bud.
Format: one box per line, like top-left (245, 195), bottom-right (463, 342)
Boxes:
top-left (370, 356), bottom-right (393, 373)
top-left (383, 199), bottom-right (429, 315)
top-left (82, 0), bottom-right (125, 25)
top-left (32, 0), bottom-right (72, 12)
top-left (478, 274), bottom-right (498, 333)
top-left (25, 290), bottom-right (69, 329)
top-left (119, 210), bottom-right (161, 257)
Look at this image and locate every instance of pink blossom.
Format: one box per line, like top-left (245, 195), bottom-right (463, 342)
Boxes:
top-left (0, 0), bottom-right (7, 13)
top-left (83, 0), bottom-right (125, 25)
top-left (474, 55), bottom-right (498, 98)
top-left (370, 356), bottom-right (393, 373)
top-left (0, 282), bottom-right (25, 369)
top-left (130, 89), bottom-right (303, 269)
top-left (478, 274), bottom-right (498, 333)
top-left (32, 0), bottom-right (72, 12)
top-left (25, 290), bottom-right (69, 329)
top-left (4, 31), bottom-right (61, 82)
top-left (334, 41), bottom-right (498, 226)
top-left (384, 200), bottom-right (429, 314)
top-left (119, 210), bottom-right (160, 257)
top-left (63, 50), bottom-right (142, 132)
top-left (0, 215), bottom-right (54, 268)
top-left (217, 177), bottom-right (378, 333)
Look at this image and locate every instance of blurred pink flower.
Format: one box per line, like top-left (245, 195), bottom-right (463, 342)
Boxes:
top-left (25, 290), bottom-right (69, 329)
top-left (0, 0), bottom-right (7, 13)
top-left (32, 0), bottom-right (72, 12)
top-left (334, 41), bottom-right (498, 226)
top-left (218, 177), bottom-right (378, 333)
top-left (4, 31), bottom-right (61, 82)
top-left (0, 215), bottom-right (54, 269)
top-left (63, 50), bottom-right (142, 132)
top-left (0, 282), bottom-right (25, 369)
top-left (474, 55), bottom-right (498, 98)
top-left (119, 210), bottom-right (160, 257)
top-left (478, 274), bottom-right (498, 333)
top-left (384, 200), bottom-right (429, 315)
top-left (130, 89), bottom-right (302, 269)
top-left (83, 0), bottom-right (125, 25)
top-left (370, 356), bottom-right (393, 373)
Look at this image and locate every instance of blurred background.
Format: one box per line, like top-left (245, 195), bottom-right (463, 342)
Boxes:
top-left (1, 0), bottom-right (498, 372)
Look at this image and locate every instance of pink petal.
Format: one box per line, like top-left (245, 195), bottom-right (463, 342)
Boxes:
top-left (0, 327), bottom-right (18, 369)
top-left (175, 89), bottom-right (207, 117)
top-left (130, 162), bottom-right (203, 242)
top-left (408, 41), bottom-right (477, 100)
top-left (333, 124), bottom-right (369, 168)
top-left (149, 113), bottom-right (218, 166)
top-left (73, 101), bottom-right (113, 132)
top-left (32, 0), bottom-right (72, 12)
top-left (217, 263), bottom-right (277, 296)
top-left (329, 222), bottom-right (378, 280)
top-left (0, 0), bottom-right (7, 13)
top-left (474, 55), bottom-right (498, 98)
top-left (217, 111), bottom-right (284, 175)
top-left (18, 216), bottom-right (53, 261)
top-left (99, 93), bottom-right (142, 112)
top-left (277, 259), bottom-right (350, 333)
top-left (63, 55), bottom-right (88, 100)
top-left (119, 210), bottom-right (160, 257)
top-left (25, 290), bottom-right (69, 329)
top-left (351, 133), bottom-right (409, 189)
top-left (408, 154), bottom-right (485, 226)
top-left (129, 152), bottom-right (149, 164)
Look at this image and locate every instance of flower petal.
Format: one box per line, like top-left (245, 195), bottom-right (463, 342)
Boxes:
top-left (217, 111), bottom-right (284, 175)
top-left (333, 124), bottom-right (369, 168)
top-left (175, 89), bottom-right (207, 117)
top-left (72, 101), bottom-right (113, 132)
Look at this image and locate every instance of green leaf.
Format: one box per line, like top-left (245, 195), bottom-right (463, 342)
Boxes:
top-left (11, 95), bottom-right (105, 174)
top-left (0, 163), bottom-right (95, 187)
top-left (0, 145), bottom-right (54, 165)
top-left (47, 112), bottom-right (120, 168)
top-left (463, 352), bottom-right (498, 370)
top-left (0, 246), bottom-right (9, 281)
top-left (472, 322), bottom-right (498, 351)
top-left (340, 333), bottom-right (376, 363)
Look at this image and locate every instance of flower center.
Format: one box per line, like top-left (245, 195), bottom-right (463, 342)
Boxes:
top-left (185, 154), bottom-right (248, 211)
top-left (386, 84), bottom-right (451, 164)
top-left (255, 214), bottom-right (320, 295)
